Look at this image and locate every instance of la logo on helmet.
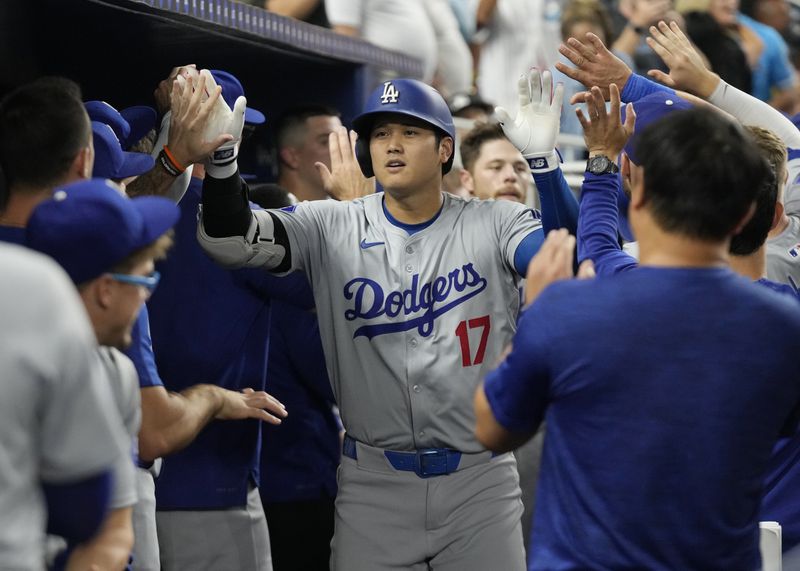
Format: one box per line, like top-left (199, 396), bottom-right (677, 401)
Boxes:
top-left (380, 82), bottom-right (399, 104)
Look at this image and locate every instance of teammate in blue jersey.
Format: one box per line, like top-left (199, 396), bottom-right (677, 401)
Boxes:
top-left (475, 87), bottom-right (800, 569)
top-left (197, 72), bottom-right (577, 570)
top-left (147, 172), bottom-right (305, 570)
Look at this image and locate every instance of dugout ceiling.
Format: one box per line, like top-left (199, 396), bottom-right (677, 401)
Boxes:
top-left (0, 0), bottom-right (423, 178)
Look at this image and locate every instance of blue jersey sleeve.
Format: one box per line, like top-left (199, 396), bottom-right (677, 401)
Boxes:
top-left (124, 306), bottom-right (164, 388)
top-left (43, 470), bottom-right (113, 543)
top-left (577, 172), bottom-right (639, 275)
top-left (621, 73), bottom-right (676, 103)
top-left (483, 304), bottom-right (551, 434)
top-left (533, 167), bottom-right (579, 236)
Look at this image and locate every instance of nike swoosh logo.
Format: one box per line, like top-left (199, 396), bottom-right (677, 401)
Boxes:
top-left (360, 239), bottom-right (385, 249)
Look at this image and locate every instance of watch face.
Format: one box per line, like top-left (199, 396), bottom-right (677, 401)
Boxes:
top-left (590, 156), bottom-right (610, 172)
top-left (588, 155), bottom-right (617, 174)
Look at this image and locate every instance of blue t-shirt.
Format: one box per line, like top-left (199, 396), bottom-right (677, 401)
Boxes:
top-left (0, 224), bottom-right (25, 245)
top-left (260, 299), bottom-right (340, 503)
top-left (147, 178), bottom-right (311, 510)
top-left (485, 268), bottom-right (800, 570)
top-left (739, 14), bottom-right (796, 102)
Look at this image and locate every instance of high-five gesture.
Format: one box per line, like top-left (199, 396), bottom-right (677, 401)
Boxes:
top-left (646, 20), bottom-right (720, 98)
top-left (577, 84), bottom-right (635, 159)
top-left (495, 68), bottom-right (564, 173)
top-left (315, 126), bottom-right (375, 201)
top-left (555, 33), bottom-right (633, 103)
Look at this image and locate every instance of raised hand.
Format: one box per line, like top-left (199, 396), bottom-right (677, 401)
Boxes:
top-left (576, 84), bottom-right (636, 159)
top-left (495, 68), bottom-right (564, 173)
top-left (646, 20), bottom-right (720, 98)
top-left (165, 72), bottom-right (236, 169)
top-left (315, 126), bottom-right (375, 201)
top-left (556, 33), bottom-right (633, 104)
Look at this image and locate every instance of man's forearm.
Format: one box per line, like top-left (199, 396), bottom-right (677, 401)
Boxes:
top-left (138, 384), bottom-right (223, 462)
top-left (201, 171), bottom-right (252, 237)
top-left (533, 167), bottom-right (579, 235)
top-left (126, 162), bottom-right (179, 198)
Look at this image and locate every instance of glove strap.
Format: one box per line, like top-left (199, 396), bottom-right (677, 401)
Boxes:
top-left (525, 151), bottom-right (560, 173)
top-left (206, 143), bottom-right (239, 179)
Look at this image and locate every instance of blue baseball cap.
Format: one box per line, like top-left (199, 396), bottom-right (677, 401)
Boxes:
top-left (26, 179), bottom-right (179, 284)
top-left (120, 105), bottom-right (158, 149)
top-left (92, 122), bottom-right (155, 180)
top-left (209, 70), bottom-right (265, 125)
top-left (622, 92), bottom-right (693, 165)
top-left (85, 100), bottom-right (130, 143)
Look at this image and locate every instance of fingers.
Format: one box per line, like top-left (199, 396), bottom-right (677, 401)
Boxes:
top-left (552, 81), bottom-right (565, 115)
top-left (516, 73), bottom-right (531, 112)
top-left (529, 68), bottom-right (543, 106)
top-left (328, 128), bottom-right (343, 173)
top-left (608, 83), bottom-right (621, 121)
top-left (315, 161), bottom-right (334, 191)
top-left (555, 58), bottom-right (584, 84)
top-left (585, 33), bottom-right (611, 57)
top-left (623, 102), bottom-right (636, 135)
top-left (569, 90), bottom-right (591, 105)
top-left (567, 36), bottom-right (598, 64)
top-left (349, 129), bottom-right (359, 158)
top-left (645, 34), bottom-right (673, 66)
top-left (646, 69), bottom-right (676, 87)
top-left (655, 19), bottom-right (681, 44)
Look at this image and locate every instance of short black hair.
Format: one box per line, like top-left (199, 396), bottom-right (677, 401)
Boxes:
top-left (248, 182), bottom-right (295, 209)
top-left (460, 122), bottom-right (507, 172)
top-left (274, 104), bottom-right (341, 150)
top-left (0, 77), bottom-right (90, 191)
top-left (635, 108), bottom-right (770, 241)
top-left (729, 166), bottom-right (777, 255)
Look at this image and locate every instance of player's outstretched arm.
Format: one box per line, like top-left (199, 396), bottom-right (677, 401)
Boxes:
top-left (576, 85), bottom-right (639, 275)
top-left (496, 68), bottom-right (579, 236)
top-left (138, 384), bottom-right (287, 462)
top-left (648, 20), bottom-right (800, 149)
top-left (316, 125), bottom-right (375, 201)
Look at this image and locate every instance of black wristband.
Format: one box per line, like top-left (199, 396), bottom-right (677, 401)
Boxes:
top-left (632, 24), bottom-right (647, 35)
top-left (157, 149), bottom-right (181, 177)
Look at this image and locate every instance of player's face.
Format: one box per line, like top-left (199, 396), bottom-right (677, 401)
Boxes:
top-left (466, 139), bottom-right (531, 202)
top-left (297, 115), bottom-right (342, 187)
top-left (369, 119), bottom-right (450, 194)
top-left (106, 258), bottom-right (155, 350)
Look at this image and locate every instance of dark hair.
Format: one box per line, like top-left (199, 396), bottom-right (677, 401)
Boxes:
top-left (460, 122), bottom-right (508, 172)
top-left (684, 12), bottom-right (752, 93)
top-left (729, 126), bottom-right (785, 255)
top-left (248, 182), bottom-right (295, 209)
top-left (635, 108), bottom-right (770, 241)
top-left (0, 77), bottom-right (91, 190)
top-left (274, 104), bottom-right (341, 150)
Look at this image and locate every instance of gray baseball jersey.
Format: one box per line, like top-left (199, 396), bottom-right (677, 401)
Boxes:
top-left (98, 347), bottom-right (141, 509)
top-left (0, 244), bottom-right (123, 569)
top-left (204, 192), bottom-right (540, 453)
top-left (766, 214), bottom-right (800, 287)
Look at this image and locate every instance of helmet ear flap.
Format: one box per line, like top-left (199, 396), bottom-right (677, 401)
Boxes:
top-left (355, 135), bottom-right (374, 178)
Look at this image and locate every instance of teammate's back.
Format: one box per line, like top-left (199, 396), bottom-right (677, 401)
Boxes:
top-left (512, 267), bottom-right (800, 569)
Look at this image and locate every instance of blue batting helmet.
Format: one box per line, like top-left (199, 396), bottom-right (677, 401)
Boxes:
top-left (352, 79), bottom-right (456, 177)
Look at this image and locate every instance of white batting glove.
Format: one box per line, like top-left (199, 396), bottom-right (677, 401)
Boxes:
top-left (196, 69), bottom-right (247, 179)
top-left (495, 68), bottom-right (564, 173)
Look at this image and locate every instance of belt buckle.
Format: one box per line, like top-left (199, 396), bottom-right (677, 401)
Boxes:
top-left (415, 449), bottom-right (449, 478)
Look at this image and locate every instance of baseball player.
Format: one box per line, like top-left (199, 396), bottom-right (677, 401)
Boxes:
top-left (197, 71), bottom-right (575, 569)
top-left (26, 178), bottom-right (181, 570)
top-left (0, 242), bottom-right (122, 570)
